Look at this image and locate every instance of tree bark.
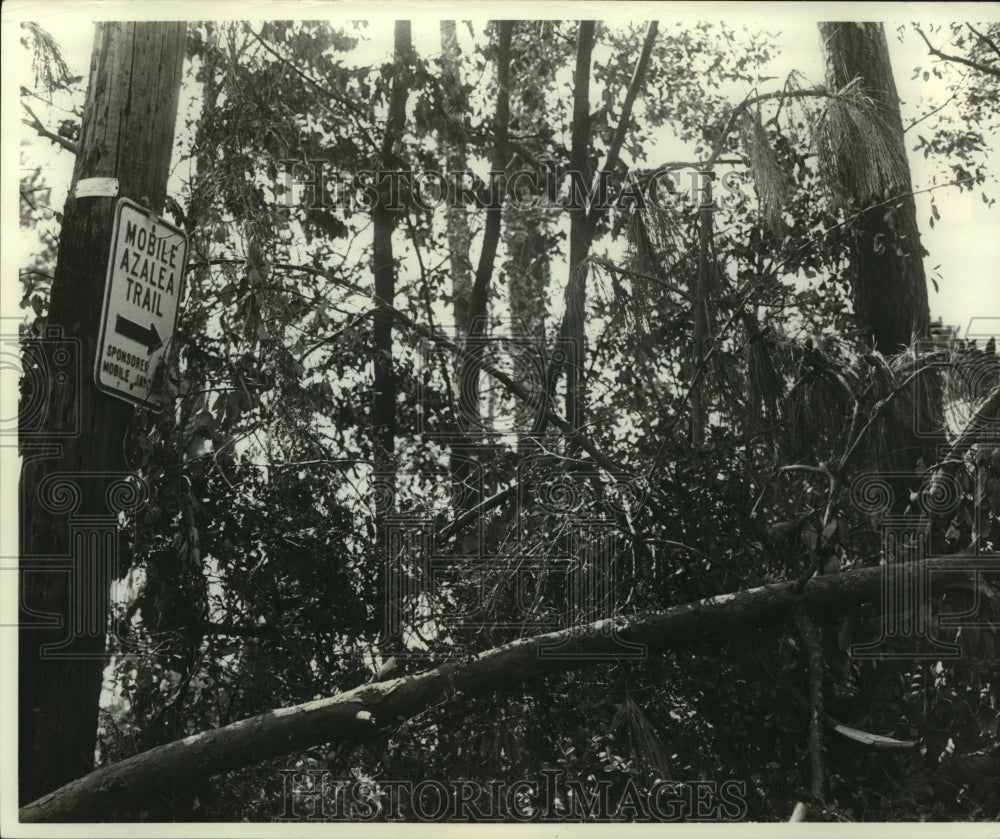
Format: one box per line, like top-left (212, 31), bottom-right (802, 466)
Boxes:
top-left (819, 21), bottom-right (930, 354)
top-left (439, 21), bottom-right (474, 338)
top-left (436, 21), bottom-right (482, 550)
top-left (371, 22), bottom-right (413, 480)
top-left (18, 21), bottom-right (187, 806)
top-left (464, 21), bottom-right (513, 344)
top-left (563, 21), bottom-right (596, 434)
top-left (19, 557), bottom-right (978, 822)
top-left (821, 22), bottom-right (945, 499)
top-left (451, 21), bottom-right (513, 515)
top-left (691, 178), bottom-right (713, 447)
top-left (372, 23), bottom-right (413, 649)
top-left (549, 22), bottom-right (656, 437)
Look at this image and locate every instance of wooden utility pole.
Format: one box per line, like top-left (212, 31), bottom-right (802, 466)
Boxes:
top-left (19, 22), bottom-right (186, 807)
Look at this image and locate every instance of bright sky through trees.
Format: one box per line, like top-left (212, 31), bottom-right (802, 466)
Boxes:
top-left (23, 8), bottom-right (1000, 338)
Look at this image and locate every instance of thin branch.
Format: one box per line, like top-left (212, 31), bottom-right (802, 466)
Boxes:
top-left (643, 280), bottom-right (762, 478)
top-left (215, 258), bottom-right (633, 479)
top-left (904, 88), bottom-right (963, 134)
top-left (967, 23), bottom-right (1000, 63)
top-left (772, 174), bottom-right (990, 277)
top-left (21, 103), bottom-right (79, 154)
top-left (438, 483), bottom-right (517, 543)
top-left (391, 300), bottom-right (628, 477)
top-left (297, 308), bottom-right (376, 364)
top-left (246, 24), bottom-right (380, 151)
top-left (562, 20), bottom-right (598, 433)
top-left (603, 21), bottom-right (658, 178)
top-left (548, 21), bottom-right (657, 437)
top-left (583, 20), bottom-right (658, 242)
top-left (915, 25), bottom-right (1000, 79)
top-left (199, 621), bottom-right (282, 640)
top-left (459, 21), bottom-right (513, 449)
top-left (650, 158), bottom-right (744, 170)
top-left (588, 255), bottom-right (690, 300)
top-left (778, 464), bottom-right (834, 477)
top-left (404, 216), bottom-right (437, 333)
top-left (706, 87), bottom-right (837, 168)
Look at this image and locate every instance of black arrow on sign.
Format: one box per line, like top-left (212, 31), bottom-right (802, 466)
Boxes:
top-left (115, 315), bottom-right (162, 353)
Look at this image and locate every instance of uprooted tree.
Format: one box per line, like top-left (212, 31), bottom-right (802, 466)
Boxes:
top-left (17, 17), bottom-right (1000, 823)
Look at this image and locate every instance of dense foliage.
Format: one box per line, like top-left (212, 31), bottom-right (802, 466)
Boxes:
top-left (19, 18), bottom-right (1000, 822)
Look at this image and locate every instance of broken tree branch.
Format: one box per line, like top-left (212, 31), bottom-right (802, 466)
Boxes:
top-left (21, 558), bottom-right (982, 821)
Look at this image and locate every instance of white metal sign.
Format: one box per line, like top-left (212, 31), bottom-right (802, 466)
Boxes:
top-left (95, 197), bottom-right (188, 410)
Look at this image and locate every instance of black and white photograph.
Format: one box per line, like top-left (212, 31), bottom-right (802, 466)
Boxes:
top-left (3, 1), bottom-right (1000, 831)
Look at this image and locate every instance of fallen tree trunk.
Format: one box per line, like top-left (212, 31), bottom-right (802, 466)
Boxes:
top-left (20, 558), bottom-right (986, 821)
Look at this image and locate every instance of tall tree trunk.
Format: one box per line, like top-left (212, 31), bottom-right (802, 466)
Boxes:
top-left (372, 22), bottom-right (413, 645)
top-left (19, 21), bottom-right (187, 806)
top-left (503, 22), bottom-right (565, 447)
top-left (819, 21), bottom-right (930, 354)
top-left (691, 178), bottom-right (713, 448)
top-left (438, 21), bottom-right (480, 550)
top-left (505, 209), bottom-right (553, 450)
top-left (555, 21), bottom-right (656, 438)
top-left (371, 21), bottom-right (413, 487)
top-left (820, 21), bottom-right (946, 521)
top-left (564, 21), bottom-right (596, 434)
top-left (461, 21), bottom-right (513, 408)
top-left (505, 217), bottom-right (552, 342)
top-left (438, 21), bottom-right (473, 338)
top-left (452, 21), bottom-right (512, 518)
